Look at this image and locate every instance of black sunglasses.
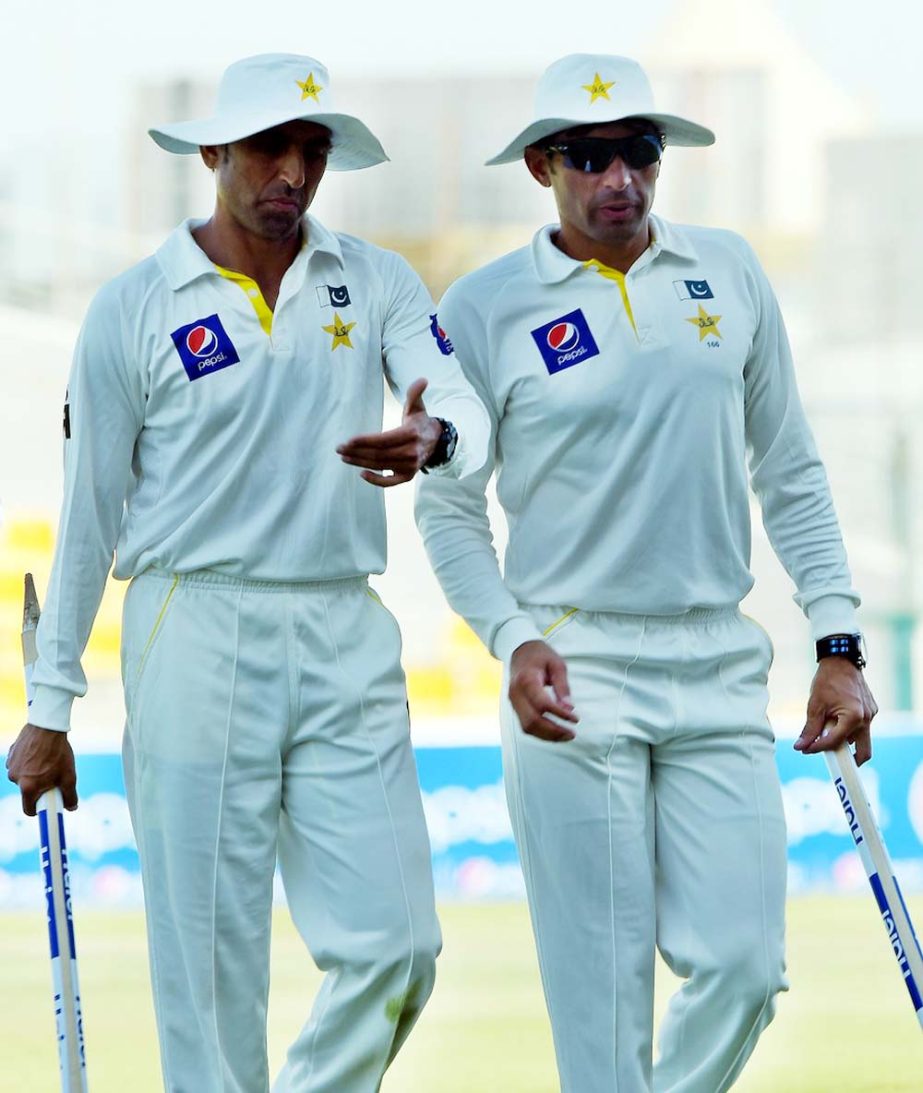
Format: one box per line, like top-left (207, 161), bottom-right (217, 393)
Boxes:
top-left (544, 134), bottom-right (665, 173)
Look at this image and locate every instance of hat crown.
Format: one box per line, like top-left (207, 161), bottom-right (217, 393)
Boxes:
top-left (484, 51), bottom-right (714, 165)
top-left (215, 53), bottom-right (334, 118)
top-left (148, 52), bottom-right (388, 170)
top-left (535, 53), bottom-right (656, 126)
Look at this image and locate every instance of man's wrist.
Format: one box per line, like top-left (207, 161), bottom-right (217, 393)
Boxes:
top-left (492, 617), bottom-right (546, 664)
top-left (816, 633), bottom-right (866, 670)
top-left (28, 685), bottom-right (75, 732)
top-left (421, 418), bottom-right (458, 473)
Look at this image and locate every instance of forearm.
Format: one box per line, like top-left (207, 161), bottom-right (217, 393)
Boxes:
top-left (754, 454), bottom-right (859, 633)
top-left (415, 476), bottom-right (543, 660)
top-left (30, 289), bottom-right (142, 729)
top-left (30, 513), bottom-right (119, 730)
top-left (744, 254), bottom-right (859, 631)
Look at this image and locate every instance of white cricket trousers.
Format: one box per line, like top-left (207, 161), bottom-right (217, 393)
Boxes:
top-left (120, 570), bottom-right (441, 1093)
top-left (502, 606), bottom-right (788, 1093)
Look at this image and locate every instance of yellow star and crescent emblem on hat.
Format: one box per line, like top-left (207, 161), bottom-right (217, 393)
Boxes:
top-left (582, 72), bottom-right (616, 103)
top-left (323, 312), bottom-right (356, 350)
top-left (296, 73), bottom-right (323, 102)
top-left (686, 303), bottom-right (723, 341)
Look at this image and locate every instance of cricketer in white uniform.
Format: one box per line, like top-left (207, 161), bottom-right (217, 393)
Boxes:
top-left (415, 54), bottom-right (877, 1092)
top-left (6, 54), bottom-right (490, 1092)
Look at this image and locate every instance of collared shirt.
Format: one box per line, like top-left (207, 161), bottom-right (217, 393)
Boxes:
top-left (415, 215), bottom-right (859, 662)
top-left (31, 215), bottom-right (490, 730)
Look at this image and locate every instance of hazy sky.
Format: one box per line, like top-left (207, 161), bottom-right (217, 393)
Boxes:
top-left (3, 0), bottom-right (922, 143)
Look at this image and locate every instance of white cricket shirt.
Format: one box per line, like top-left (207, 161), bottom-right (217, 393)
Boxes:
top-left (31, 215), bottom-right (489, 730)
top-left (415, 216), bottom-right (859, 662)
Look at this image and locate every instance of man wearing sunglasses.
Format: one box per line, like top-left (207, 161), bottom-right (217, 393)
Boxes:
top-left (416, 53), bottom-right (875, 1092)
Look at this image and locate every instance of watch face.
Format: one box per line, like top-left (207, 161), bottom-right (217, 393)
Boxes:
top-left (816, 633), bottom-right (865, 668)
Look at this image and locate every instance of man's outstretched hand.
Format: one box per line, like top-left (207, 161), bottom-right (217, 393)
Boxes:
top-left (337, 378), bottom-right (443, 487)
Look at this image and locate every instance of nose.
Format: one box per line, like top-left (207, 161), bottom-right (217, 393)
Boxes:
top-left (277, 144), bottom-right (306, 189)
top-left (600, 155), bottom-right (632, 191)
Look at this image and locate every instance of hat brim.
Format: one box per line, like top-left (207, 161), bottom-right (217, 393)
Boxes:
top-left (149, 109), bottom-right (388, 171)
top-left (486, 113), bottom-right (715, 166)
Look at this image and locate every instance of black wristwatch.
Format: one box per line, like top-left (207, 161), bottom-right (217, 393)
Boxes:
top-left (421, 418), bottom-right (458, 474)
top-left (815, 633), bottom-right (866, 670)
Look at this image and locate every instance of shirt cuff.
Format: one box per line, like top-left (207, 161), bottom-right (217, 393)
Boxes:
top-left (28, 685), bottom-right (74, 732)
top-left (805, 594), bottom-right (860, 642)
top-left (491, 615), bottom-right (546, 665)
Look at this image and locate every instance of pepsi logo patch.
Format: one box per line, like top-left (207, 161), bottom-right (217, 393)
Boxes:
top-left (170, 314), bottom-right (241, 382)
top-left (530, 308), bottom-right (600, 374)
top-left (429, 314), bottom-right (454, 356)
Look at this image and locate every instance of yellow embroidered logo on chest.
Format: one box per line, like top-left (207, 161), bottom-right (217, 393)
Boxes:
top-left (323, 312), bottom-right (356, 350)
top-left (686, 303), bottom-right (723, 341)
top-left (296, 73), bottom-right (323, 102)
top-left (582, 72), bottom-right (615, 103)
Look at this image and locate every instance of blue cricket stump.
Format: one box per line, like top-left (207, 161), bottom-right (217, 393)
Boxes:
top-left (826, 742), bottom-right (923, 1031)
top-left (23, 574), bottom-right (89, 1090)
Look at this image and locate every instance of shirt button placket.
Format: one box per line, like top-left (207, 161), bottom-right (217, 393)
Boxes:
top-left (271, 306), bottom-right (288, 353)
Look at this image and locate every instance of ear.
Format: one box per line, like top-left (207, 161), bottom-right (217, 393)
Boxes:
top-left (524, 146), bottom-right (553, 188)
top-left (199, 145), bottom-right (221, 170)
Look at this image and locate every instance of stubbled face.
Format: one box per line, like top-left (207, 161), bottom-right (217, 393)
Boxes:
top-left (525, 120), bottom-right (661, 265)
top-left (201, 120), bottom-right (332, 242)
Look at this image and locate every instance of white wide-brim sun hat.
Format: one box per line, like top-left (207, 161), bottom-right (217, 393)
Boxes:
top-left (149, 53), bottom-right (387, 171)
top-left (487, 53), bottom-right (715, 165)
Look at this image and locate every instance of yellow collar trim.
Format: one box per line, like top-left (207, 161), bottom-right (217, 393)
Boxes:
top-left (215, 265), bottom-right (273, 336)
top-left (583, 259), bottom-right (638, 337)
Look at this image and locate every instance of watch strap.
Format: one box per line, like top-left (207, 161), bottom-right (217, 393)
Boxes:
top-left (421, 418), bottom-right (458, 473)
top-left (815, 633), bottom-right (866, 669)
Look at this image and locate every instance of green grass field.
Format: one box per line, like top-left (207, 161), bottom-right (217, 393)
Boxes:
top-left (3, 897), bottom-right (921, 1091)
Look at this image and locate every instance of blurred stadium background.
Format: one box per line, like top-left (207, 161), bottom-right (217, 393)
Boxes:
top-left (3, 0), bottom-right (923, 1088)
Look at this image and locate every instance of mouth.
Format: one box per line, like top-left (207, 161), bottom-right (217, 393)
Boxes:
top-left (597, 202), bottom-right (637, 223)
top-left (262, 196), bottom-right (303, 215)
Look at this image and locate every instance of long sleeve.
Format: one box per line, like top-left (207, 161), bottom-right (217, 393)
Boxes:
top-left (414, 282), bottom-right (544, 662)
top-left (742, 243), bottom-right (859, 638)
top-left (30, 284), bottom-right (145, 730)
top-left (381, 252), bottom-right (490, 480)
